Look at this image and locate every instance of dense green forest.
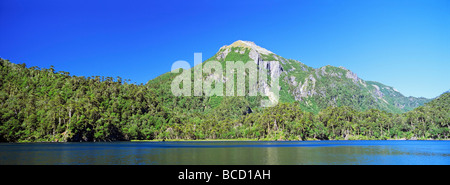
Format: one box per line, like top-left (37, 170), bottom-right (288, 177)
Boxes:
top-left (0, 58), bottom-right (448, 142)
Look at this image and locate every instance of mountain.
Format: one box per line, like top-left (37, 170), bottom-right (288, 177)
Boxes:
top-left (153, 40), bottom-right (430, 114)
top-left (417, 92), bottom-right (449, 111)
top-left (403, 92), bottom-right (450, 139)
top-left (364, 81), bottom-right (431, 112)
top-left (0, 41), bottom-right (443, 142)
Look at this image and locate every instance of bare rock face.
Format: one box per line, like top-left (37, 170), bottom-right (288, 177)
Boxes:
top-left (221, 40), bottom-right (273, 56)
top-left (345, 70), bottom-right (359, 84)
top-left (292, 74), bottom-right (317, 101)
top-left (231, 40), bottom-right (273, 55)
top-left (249, 48), bottom-right (259, 62)
top-left (289, 76), bottom-right (297, 86)
top-left (261, 60), bottom-right (284, 78)
top-left (301, 65), bottom-right (308, 72)
top-left (216, 40), bottom-right (285, 79)
top-left (216, 47), bottom-right (230, 60)
top-left (372, 84), bottom-right (384, 98)
top-left (320, 66), bottom-right (327, 76)
top-left (339, 66), bottom-right (362, 85)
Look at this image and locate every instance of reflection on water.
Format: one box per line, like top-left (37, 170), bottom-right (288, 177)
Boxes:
top-left (0, 141), bottom-right (449, 165)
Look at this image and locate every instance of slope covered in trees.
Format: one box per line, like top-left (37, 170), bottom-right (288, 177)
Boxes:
top-left (0, 58), bottom-right (448, 142)
top-left (0, 59), bottom-right (168, 142)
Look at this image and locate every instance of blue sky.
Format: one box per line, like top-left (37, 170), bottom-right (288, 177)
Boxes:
top-left (1, 0), bottom-right (449, 98)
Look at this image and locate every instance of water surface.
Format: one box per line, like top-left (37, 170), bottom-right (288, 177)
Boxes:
top-left (1, 140), bottom-right (449, 165)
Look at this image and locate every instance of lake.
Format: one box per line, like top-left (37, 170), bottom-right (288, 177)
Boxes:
top-left (1, 140), bottom-right (449, 165)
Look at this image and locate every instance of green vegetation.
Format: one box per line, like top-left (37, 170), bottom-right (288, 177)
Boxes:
top-left (0, 58), bottom-right (448, 142)
top-left (0, 59), bottom-right (168, 142)
top-left (278, 60), bottom-right (431, 114)
top-left (260, 53), bottom-right (277, 61)
top-left (223, 47), bottom-right (252, 62)
top-left (366, 81), bottom-right (431, 112)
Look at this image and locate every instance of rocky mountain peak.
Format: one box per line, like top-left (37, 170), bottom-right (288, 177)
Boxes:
top-left (219, 40), bottom-right (273, 55)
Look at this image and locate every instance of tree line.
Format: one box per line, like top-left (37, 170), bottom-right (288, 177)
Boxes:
top-left (0, 59), bottom-right (448, 142)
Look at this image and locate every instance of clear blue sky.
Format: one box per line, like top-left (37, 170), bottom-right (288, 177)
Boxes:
top-left (1, 0), bottom-right (449, 98)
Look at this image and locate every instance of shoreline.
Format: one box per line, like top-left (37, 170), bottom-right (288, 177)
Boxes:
top-left (7, 137), bottom-right (450, 143)
top-left (130, 138), bottom-right (259, 142)
top-left (130, 138), bottom-right (450, 142)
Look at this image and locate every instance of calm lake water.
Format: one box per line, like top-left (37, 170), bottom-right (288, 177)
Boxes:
top-left (0, 140), bottom-right (449, 165)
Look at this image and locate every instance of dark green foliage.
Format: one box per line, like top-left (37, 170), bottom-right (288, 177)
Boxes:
top-left (0, 58), bottom-right (448, 142)
top-left (0, 59), bottom-right (167, 142)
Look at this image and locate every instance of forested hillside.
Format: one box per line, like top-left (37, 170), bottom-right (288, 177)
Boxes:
top-left (0, 59), bottom-right (167, 142)
top-left (1, 58), bottom-right (448, 142)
